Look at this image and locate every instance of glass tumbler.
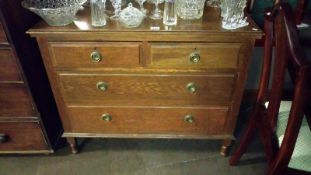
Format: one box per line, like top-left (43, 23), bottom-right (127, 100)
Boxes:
top-left (176, 0), bottom-right (206, 19)
top-left (91, 0), bottom-right (107, 27)
top-left (220, 0), bottom-right (249, 29)
top-left (163, 0), bottom-right (177, 25)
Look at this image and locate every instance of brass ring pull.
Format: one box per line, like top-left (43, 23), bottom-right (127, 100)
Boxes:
top-left (184, 115), bottom-right (195, 123)
top-left (90, 50), bottom-right (102, 62)
top-left (0, 133), bottom-right (9, 143)
top-left (189, 52), bottom-right (200, 63)
top-left (186, 82), bottom-right (197, 93)
top-left (96, 82), bottom-right (108, 92)
top-left (101, 114), bottom-right (112, 122)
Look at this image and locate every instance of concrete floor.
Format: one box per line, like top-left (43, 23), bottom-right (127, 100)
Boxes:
top-left (0, 105), bottom-right (267, 175)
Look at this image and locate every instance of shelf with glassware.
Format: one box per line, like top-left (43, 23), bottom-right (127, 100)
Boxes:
top-left (22, 0), bottom-right (250, 30)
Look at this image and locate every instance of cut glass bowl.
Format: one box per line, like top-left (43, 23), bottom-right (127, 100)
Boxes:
top-left (22, 0), bottom-right (87, 26)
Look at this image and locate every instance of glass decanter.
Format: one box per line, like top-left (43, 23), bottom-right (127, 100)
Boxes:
top-left (147, 0), bottom-right (165, 19)
top-left (110, 0), bottom-right (122, 20)
top-left (135, 0), bottom-right (147, 15)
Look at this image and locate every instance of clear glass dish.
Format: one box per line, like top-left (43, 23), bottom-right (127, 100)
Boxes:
top-left (22, 0), bottom-right (87, 26)
top-left (119, 3), bottom-right (144, 28)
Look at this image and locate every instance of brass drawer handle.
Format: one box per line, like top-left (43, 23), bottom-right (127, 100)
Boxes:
top-left (90, 50), bottom-right (102, 62)
top-left (189, 52), bottom-right (200, 63)
top-left (186, 82), bottom-right (197, 93)
top-left (96, 81), bottom-right (108, 92)
top-left (0, 133), bottom-right (9, 143)
top-left (101, 114), bottom-right (112, 122)
top-left (184, 115), bottom-right (195, 123)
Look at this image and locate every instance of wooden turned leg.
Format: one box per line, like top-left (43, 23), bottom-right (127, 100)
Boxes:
top-left (66, 137), bottom-right (78, 154)
top-left (220, 139), bottom-right (232, 157)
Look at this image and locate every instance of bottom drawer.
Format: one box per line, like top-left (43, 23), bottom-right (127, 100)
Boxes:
top-left (0, 122), bottom-right (49, 152)
top-left (66, 107), bottom-right (229, 136)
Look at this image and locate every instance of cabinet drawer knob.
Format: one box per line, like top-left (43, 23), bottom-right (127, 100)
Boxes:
top-left (186, 82), bottom-right (197, 93)
top-left (184, 115), bottom-right (195, 123)
top-left (189, 52), bottom-right (200, 63)
top-left (0, 133), bottom-right (9, 143)
top-left (101, 114), bottom-right (112, 122)
top-left (90, 50), bottom-right (102, 62)
top-left (96, 82), bottom-right (108, 92)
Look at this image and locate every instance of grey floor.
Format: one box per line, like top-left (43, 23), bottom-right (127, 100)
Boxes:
top-left (0, 105), bottom-right (267, 175)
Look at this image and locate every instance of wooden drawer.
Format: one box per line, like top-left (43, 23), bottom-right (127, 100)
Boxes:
top-left (148, 43), bottom-right (242, 69)
top-left (49, 42), bottom-right (142, 68)
top-left (66, 106), bottom-right (229, 135)
top-left (0, 22), bottom-right (8, 44)
top-left (59, 73), bottom-right (236, 106)
top-left (0, 83), bottom-right (36, 117)
top-left (0, 48), bottom-right (22, 81)
top-left (0, 122), bottom-right (48, 151)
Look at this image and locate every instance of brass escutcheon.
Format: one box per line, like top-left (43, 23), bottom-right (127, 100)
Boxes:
top-left (96, 81), bottom-right (108, 92)
top-left (186, 82), bottom-right (197, 93)
top-left (184, 115), bottom-right (195, 123)
top-left (90, 50), bottom-right (102, 62)
top-left (101, 114), bottom-right (112, 122)
top-left (189, 51), bottom-right (201, 63)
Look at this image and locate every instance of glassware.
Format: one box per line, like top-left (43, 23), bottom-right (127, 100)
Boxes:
top-left (147, 0), bottom-right (165, 19)
top-left (119, 3), bottom-right (144, 28)
top-left (176, 0), bottom-right (206, 20)
top-left (163, 0), bottom-right (177, 25)
top-left (206, 0), bottom-right (220, 8)
top-left (135, 0), bottom-right (147, 15)
top-left (220, 0), bottom-right (249, 29)
top-left (110, 0), bottom-right (122, 20)
top-left (91, 0), bottom-right (107, 27)
top-left (21, 0), bottom-right (87, 26)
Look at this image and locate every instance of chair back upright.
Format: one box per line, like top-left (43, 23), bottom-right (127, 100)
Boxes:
top-left (261, 2), bottom-right (311, 174)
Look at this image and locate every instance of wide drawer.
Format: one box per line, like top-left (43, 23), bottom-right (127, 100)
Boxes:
top-left (0, 83), bottom-right (36, 117)
top-left (59, 73), bottom-right (236, 106)
top-left (66, 106), bottom-right (229, 135)
top-left (48, 42), bottom-right (142, 68)
top-left (0, 122), bottom-right (49, 151)
top-left (148, 43), bottom-right (242, 69)
top-left (0, 48), bottom-right (22, 81)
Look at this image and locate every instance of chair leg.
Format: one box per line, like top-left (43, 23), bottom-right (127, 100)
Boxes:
top-left (229, 112), bottom-right (258, 165)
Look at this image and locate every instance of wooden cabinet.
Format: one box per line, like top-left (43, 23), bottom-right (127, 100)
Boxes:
top-left (0, 0), bottom-right (62, 154)
top-left (29, 6), bottom-right (262, 155)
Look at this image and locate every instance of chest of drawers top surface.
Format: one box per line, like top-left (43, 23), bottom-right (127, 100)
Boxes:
top-left (28, 6), bottom-right (262, 39)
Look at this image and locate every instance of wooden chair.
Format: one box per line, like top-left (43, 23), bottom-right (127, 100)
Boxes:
top-left (229, 2), bottom-right (311, 175)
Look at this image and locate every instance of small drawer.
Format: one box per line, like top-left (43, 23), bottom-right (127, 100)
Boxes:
top-left (0, 83), bottom-right (36, 117)
top-left (0, 48), bottom-right (22, 81)
top-left (0, 122), bottom-right (49, 151)
top-left (48, 42), bottom-right (142, 68)
top-left (148, 43), bottom-right (242, 69)
top-left (66, 106), bottom-right (229, 135)
top-left (0, 22), bottom-right (8, 44)
top-left (59, 73), bottom-right (236, 106)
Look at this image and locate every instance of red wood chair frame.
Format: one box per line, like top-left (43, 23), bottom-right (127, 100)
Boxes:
top-left (229, 2), bottom-right (311, 175)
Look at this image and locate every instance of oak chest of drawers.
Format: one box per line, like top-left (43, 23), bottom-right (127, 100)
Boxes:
top-left (29, 6), bottom-right (262, 154)
top-left (0, 0), bottom-right (62, 154)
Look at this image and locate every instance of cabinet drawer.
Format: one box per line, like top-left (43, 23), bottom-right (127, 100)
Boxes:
top-left (66, 107), bottom-right (229, 135)
top-left (49, 42), bottom-right (141, 68)
top-left (148, 43), bottom-right (242, 69)
top-left (59, 73), bottom-right (236, 106)
top-left (0, 122), bottom-right (48, 151)
top-left (0, 48), bottom-right (22, 81)
top-left (0, 83), bottom-right (36, 117)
